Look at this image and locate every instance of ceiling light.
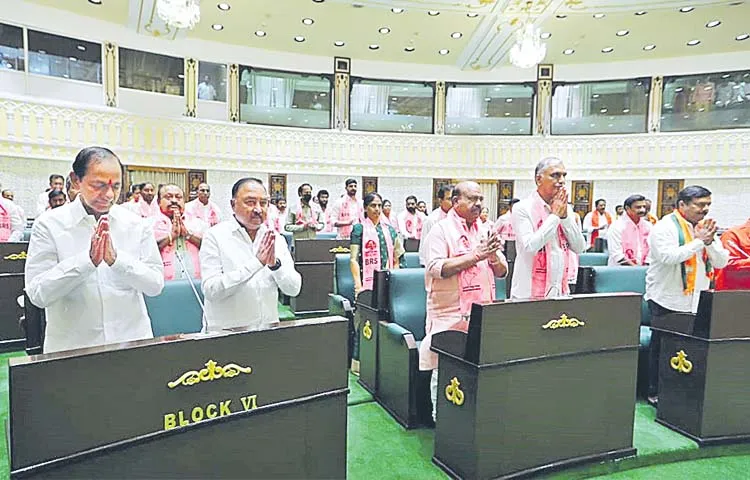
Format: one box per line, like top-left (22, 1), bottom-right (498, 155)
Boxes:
top-left (88, 0), bottom-right (102, 4)
top-left (428, 11), bottom-right (440, 16)
top-left (369, 44), bottom-right (380, 50)
top-left (439, 48), bottom-right (450, 55)
top-left (563, 48), bottom-right (575, 55)
top-left (77, 45), bottom-right (87, 51)
top-left (556, 14), bottom-right (567, 19)
top-left (736, 33), bottom-right (749, 41)
top-left (680, 7), bottom-right (694, 12)
top-left (616, 30), bottom-right (629, 37)
top-left (312, 0), bottom-right (324, 3)
top-left (687, 39), bottom-right (701, 46)
top-left (722, 74), bottom-right (731, 78)
top-left (593, 13), bottom-right (606, 19)
top-left (635, 11), bottom-right (647, 16)
top-left (600, 108), bottom-right (608, 113)
top-left (294, 36), bottom-right (306, 42)
top-left (540, 32), bottom-right (552, 39)
top-left (467, 13), bottom-right (479, 18)
top-left (334, 40), bottom-right (345, 46)
top-left (157, 0), bottom-right (201, 29)
top-left (255, 30), bottom-right (267, 37)
top-left (217, 3), bottom-right (230, 11)
top-left (391, 7), bottom-right (404, 13)
top-left (302, 18), bottom-right (314, 25)
top-left (451, 32), bottom-right (463, 39)
top-left (643, 44), bottom-right (656, 50)
top-left (510, 23), bottom-right (547, 68)
top-left (602, 47), bottom-right (614, 53)
top-left (69, 56), bottom-right (78, 62)
top-left (504, 112), bottom-right (511, 116)
top-left (706, 20), bottom-right (721, 28)
top-left (404, 46), bottom-right (415, 52)
top-left (623, 108), bottom-right (630, 113)
top-left (379, 27), bottom-right (391, 34)
top-left (592, 94), bottom-right (600, 98)
top-left (506, 98), bottom-right (513, 103)
top-left (212, 24), bottom-right (224, 30)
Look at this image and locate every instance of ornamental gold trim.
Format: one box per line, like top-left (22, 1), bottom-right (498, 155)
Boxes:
top-left (329, 246), bottom-right (350, 253)
top-left (445, 377), bottom-right (465, 406)
top-left (670, 350), bottom-right (693, 374)
top-left (542, 314), bottom-right (585, 330)
top-left (363, 320), bottom-right (373, 340)
top-left (167, 360), bottom-right (252, 389)
top-left (3, 251), bottom-right (27, 260)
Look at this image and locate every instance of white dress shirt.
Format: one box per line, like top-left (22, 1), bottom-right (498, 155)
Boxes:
top-left (583, 211), bottom-right (612, 245)
top-left (607, 215), bottom-right (652, 266)
top-left (645, 217), bottom-right (729, 313)
top-left (418, 207), bottom-right (449, 266)
top-left (510, 191), bottom-right (586, 299)
top-left (0, 197), bottom-right (24, 242)
top-left (200, 218), bottom-right (301, 331)
top-left (25, 198), bottom-right (164, 353)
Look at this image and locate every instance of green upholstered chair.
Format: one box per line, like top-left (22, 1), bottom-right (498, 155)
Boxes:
top-left (145, 278), bottom-right (204, 337)
top-left (495, 277), bottom-right (507, 301)
top-left (403, 252), bottom-right (421, 269)
top-left (579, 252), bottom-right (609, 266)
top-left (329, 254), bottom-right (356, 366)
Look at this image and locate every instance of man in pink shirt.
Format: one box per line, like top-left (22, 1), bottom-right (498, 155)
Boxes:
top-left (494, 198), bottom-right (520, 243)
top-left (136, 182), bottom-right (160, 220)
top-left (330, 178), bottom-right (364, 240)
top-left (398, 195), bottom-right (424, 240)
top-left (607, 194), bottom-right (652, 266)
top-left (184, 182), bottom-right (222, 227)
top-left (419, 181), bottom-right (508, 422)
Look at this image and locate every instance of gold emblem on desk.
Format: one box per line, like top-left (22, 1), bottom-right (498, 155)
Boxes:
top-left (542, 314), bottom-right (585, 330)
top-left (3, 251), bottom-right (27, 261)
top-left (329, 246), bottom-right (350, 254)
top-left (363, 320), bottom-right (373, 340)
top-left (167, 360), bottom-right (253, 389)
top-left (445, 377), bottom-right (465, 406)
top-left (670, 350), bottom-right (693, 374)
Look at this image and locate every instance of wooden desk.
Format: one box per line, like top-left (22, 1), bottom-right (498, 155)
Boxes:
top-left (0, 242), bottom-right (27, 352)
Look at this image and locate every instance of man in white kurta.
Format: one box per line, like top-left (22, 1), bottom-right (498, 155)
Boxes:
top-left (200, 178), bottom-right (301, 331)
top-left (35, 174), bottom-right (66, 217)
top-left (25, 147), bottom-right (164, 353)
top-left (184, 182), bottom-right (222, 227)
top-left (510, 158), bottom-right (586, 299)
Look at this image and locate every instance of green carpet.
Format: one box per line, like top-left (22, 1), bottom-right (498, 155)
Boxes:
top-left (0, 351), bottom-right (27, 479)
top-left (589, 455), bottom-right (750, 479)
top-left (348, 373), bottom-right (374, 406)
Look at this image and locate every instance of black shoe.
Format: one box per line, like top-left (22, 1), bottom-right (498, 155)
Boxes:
top-left (647, 395), bottom-right (658, 407)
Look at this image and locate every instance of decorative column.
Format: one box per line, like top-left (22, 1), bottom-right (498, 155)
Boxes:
top-left (184, 58), bottom-right (198, 117)
top-left (103, 42), bottom-right (119, 108)
top-left (434, 81), bottom-right (446, 135)
top-left (534, 64), bottom-right (553, 136)
top-left (333, 57), bottom-right (351, 130)
top-left (648, 76), bottom-right (664, 133)
top-left (228, 64), bottom-right (240, 122)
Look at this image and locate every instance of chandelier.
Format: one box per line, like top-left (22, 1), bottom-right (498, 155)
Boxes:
top-left (157, 0), bottom-right (202, 30)
top-left (509, 22), bottom-right (547, 68)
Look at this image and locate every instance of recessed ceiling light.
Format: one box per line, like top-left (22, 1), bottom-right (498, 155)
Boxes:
top-left (69, 56), bottom-right (78, 62)
top-left (563, 48), bottom-right (575, 55)
top-left (88, 0), bottom-right (102, 4)
top-left (593, 13), bottom-right (606, 18)
top-left (451, 32), bottom-right (463, 39)
top-left (722, 73), bottom-right (731, 78)
top-left (706, 20), bottom-right (721, 28)
top-left (643, 44), bottom-right (656, 50)
top-left (439, 48), bottom-right (450, 55)
top-left (680, 6), bottom-right (694, 12)
top-left (217, 3), bottom-right (230, 11)
top-left (302, 18), bottom-right (314, 25)
top-left (379, 27), bottom-right (391, 34)
top-left (736, 33), bottom-right (750, 41)
top-left (687, 39), bottom-right (701, 46)
top-left (600, 108), bottom-right (608, 113)
top-left (294, 36), bottom-right (306, 42)
top-left (623, 108), bottom-right (630, 113)
top-left (255, 30), bottom-right (267, 37)
top-left (635, 10), bottom-right (647, 16)
top-left (556, 14), bottom-right (567, 19)
top-left (404, 46), bottom-right (415, 52)
top-left (540, 32), bottom-right (552, 39)
top-left (616, 30), bottom-right (629, 37)
top-left (428, 10), bottom-right (440, 16)
top-left (391, 7), bottom-right (404, 13)
top-left (467, 12), bottom-right (479, 18)
top-left (369, 44), bottom-right (380, 50)
top-left (601, 47), bottom-right (614, 53)
top-left (77, 45), bottom-right (87, 51)
top-left (334, 40), bottom-right (345, 46)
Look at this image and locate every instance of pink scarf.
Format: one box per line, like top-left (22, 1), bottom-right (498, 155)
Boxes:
top-left (337, 196), bottom-right (360, 239)
top-left (295, 202), bottom-right (321, 226)
top-left (402, 211), bottom-right (423, 239)
top-left (153, 213), bottom-right (202, 280)
top-left (361, 217), bottom-right (394, 291)
top-left (138, 199), bottom-right (160, 219)
top-left (190, 200), bottom-right (220, 226)
top-left (444, 209), bottom-right (495, 315)
top-left (530, 194), bottom-right (572, 298)
top-left (0, 203), bottom-right (11, 242)
top-left (620, 216), bottom-right (650, 265)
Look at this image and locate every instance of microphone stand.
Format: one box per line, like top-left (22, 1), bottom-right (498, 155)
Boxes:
top-left (174, 249), bottom-right (207, 332)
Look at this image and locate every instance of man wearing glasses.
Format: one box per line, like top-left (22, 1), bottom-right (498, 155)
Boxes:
top-left (185, 182), bottom-right (222, 227)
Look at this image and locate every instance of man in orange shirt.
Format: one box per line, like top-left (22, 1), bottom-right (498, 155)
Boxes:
top-left (714, 219), bottom-right (750, 290)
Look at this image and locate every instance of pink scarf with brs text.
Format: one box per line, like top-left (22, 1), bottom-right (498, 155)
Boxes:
top-left (338, 197), bottom-right (358, 239)
top-left (620, 217), bottom-right (650, 265)
top-left (361, 218), bottom-right (394, 291)
top-left (0, 203), bottom-right (11, 242)
top-left (444, 209), bottom-right (495, 315)
top-left (530, 194), bottom-right (572, 298)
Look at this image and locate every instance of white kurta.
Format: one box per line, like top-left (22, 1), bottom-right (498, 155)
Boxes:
top-left (24, 198), bottom-right (164, 353)
top-left (200, 219), bottom-right (301, 330)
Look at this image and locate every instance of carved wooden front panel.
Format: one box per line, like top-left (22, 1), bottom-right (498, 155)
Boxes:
top-left (497, 180), bottom-right (514, 216)
top-left (658, 179), bottom-right (684, 218)
top-left (362, 176), bottom-right (378, 198)
top-left (571, 181), bottom-right (593, 220)
top-left (268, 174), bottom-right (287, 202)
top-left (433, 178), bottom-right (453, 210)
top-left (187, 170), bottom-right (207, 201)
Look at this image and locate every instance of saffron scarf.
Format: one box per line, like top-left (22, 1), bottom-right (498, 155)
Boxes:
top-left (671, 211), bottom-right (712, 295)
top-left (591, 211), bottom-right (612, 245)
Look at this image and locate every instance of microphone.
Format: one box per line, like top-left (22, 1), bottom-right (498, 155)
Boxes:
top-left (174, 250), bottom-right (207, 332)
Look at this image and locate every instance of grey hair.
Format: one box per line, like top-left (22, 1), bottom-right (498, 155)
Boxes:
top-left (534, 157), bottom-right (564, 177)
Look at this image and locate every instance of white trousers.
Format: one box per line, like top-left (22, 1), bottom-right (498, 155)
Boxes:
top-left (430, 368), bottom-right (438, 422)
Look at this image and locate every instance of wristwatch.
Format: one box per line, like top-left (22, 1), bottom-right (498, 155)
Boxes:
top-left (268, 259), bottom-right (282, 271)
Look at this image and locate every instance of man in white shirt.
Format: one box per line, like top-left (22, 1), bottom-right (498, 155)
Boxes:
top-left (418, 184), bottom-right (453, 266)
top-left (510, 157), bottom-right (586, 299)
top-left (200, 177), bottom-right (301, 331)
top-left (582, 199), bottom-right (612, 250)
top-left (184, 182), bottom-right (222, 227)
top-left (35, 174), bottom-right (65, 217)
top-left (136, 182), bottom-right (161, 219)
top-left (197, 75), bottom-right (217, 101)
top-left (24, 147), bottom-right (164, 353)
top-left (608, 194), bottom-right (652, 266)
top-left (644, 185), bottom-right (729, 405)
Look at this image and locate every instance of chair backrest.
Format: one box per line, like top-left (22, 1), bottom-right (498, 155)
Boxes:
top-left (403, 252), bottom-right (421, 269)
top-left (579, 252), bottom-right (609, 266)
top-left (22, 229), bottom-right (32, 242)
top-left (333, 254), bottom-right (355, 303)
top-left (590, 265), bottom-right (651, 326)
top-left (316, 232), bottom-right (338, 240)
top-left (387, 268), bottom-right (427, 341)
top-left (145, 278), bottom-right (204, 337)
top-left (495, 277), bottom-right (507, 301)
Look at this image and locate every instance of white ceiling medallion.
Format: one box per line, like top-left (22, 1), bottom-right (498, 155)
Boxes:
top-left (510, 23), bottom-right (547, 68)
top-left (157, 0), bottom-right (201, 29)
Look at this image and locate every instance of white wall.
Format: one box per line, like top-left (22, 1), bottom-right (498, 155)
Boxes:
top-left (591, 180), bottom-right (659, 211)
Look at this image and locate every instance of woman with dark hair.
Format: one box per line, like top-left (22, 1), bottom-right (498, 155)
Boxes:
top-left (380, 199), bottom-right (396, 231)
